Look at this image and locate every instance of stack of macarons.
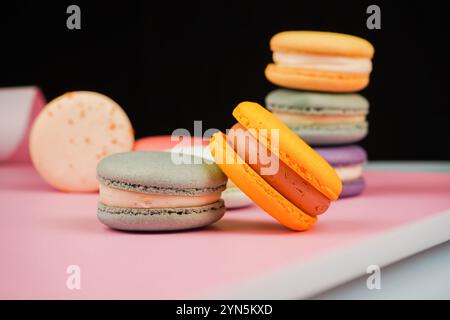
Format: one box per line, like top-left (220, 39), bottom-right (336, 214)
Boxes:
top-left (265, 31), bottom-right (374, 197)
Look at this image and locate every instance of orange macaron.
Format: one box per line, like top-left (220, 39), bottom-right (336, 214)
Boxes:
top-left (209, 102), bottom-right (342, 231)
top-left (265, 31), bottom-right (374, 92)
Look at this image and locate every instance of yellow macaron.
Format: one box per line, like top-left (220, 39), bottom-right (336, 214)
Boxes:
top-left (265, 31), bottom-right (374, 92)
top-left (209, 102), bottom-right (342, 231)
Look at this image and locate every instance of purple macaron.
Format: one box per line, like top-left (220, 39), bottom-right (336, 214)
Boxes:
top-left (314, 145), bottom-right (367, 198)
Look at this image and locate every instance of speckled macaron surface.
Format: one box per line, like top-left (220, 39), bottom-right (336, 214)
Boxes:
top-left (96, 151), bottom-right (228, 231)
top-left (29, 91), bottom-right (134, 192)
top-left (266, 89), bottom-right (369, 145)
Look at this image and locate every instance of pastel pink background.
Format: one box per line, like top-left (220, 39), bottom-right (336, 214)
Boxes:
top-left (1, 164), bottom-right (450, 299)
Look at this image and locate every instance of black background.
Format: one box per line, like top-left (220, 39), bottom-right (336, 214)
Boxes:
top-left (1, 1), bottom-right (448, 160)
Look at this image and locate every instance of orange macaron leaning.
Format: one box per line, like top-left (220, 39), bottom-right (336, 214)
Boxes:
top-left (265, 31), bottom-right (374, 92)
top-left (209, 102), bottom-right (342, 231)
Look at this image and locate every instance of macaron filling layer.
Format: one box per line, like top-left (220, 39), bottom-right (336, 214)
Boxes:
top-left (226, 123), bottom-right (330, 216)
top-left (273, 51), bottom-right (372, 74)
top-left (334, 164), bottom-right (363, 182)
top-left (273, 111), bottom-right (366, 125)
top-left (99, 184), bottom-right (222, 209)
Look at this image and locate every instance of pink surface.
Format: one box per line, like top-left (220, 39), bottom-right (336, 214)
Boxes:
top-left (1, 164), bottom-right (450, 299)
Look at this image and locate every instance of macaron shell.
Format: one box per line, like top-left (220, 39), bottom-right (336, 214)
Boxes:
top-left (97, 151), bottom-right (227, 196)
top-left (232, 102), bottom-right (342, 200)
top-left (314, 145), bottom-right (367, 166)
top-left (134, 135), bottom-right (208, 151)
top-left (97, 200), bottom-right (225, 231)
top-left (290, 124), bottom-right (368, 145)
top-left (265, 64), bottom-right (369, 93)
top-left (222, 187), bottom-right (253, 209)
top-left (270, 31), bottom-right (374, 58)
top-left (209, 132), bottom-right (317, 231)
top-left (29, 91), bottom-right (134, 192)
top-left (228, 123), bottom-right (331, 215)
top-left (340, 177), bottom-right (366, 198)
top-left (265, 89), bottom-right (369, 115)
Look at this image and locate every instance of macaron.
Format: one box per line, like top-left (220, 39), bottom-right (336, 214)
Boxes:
top-left (266, 89), bottom-right (369, 145)
top-left (314, 145), bottom-right (367, 198)
top-left (96, 151), bottom-right (227, 231)
top-left (134, 135), bottom-right (208, 152)
top-left (169, 145), bottom-right (253, 209)
top-left (222, 180), bottom-right (253, 209)
top-left (209, 102), bottom-right (342, 231)
top-left (30, 91), bottom-right (134, 192)
top-left (265, 31), bottom-right (374, 92)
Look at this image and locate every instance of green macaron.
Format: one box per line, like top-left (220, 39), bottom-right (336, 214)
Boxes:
top-left (96, 151), bottom-right (227, 231)
top-left (265, 89), bottom-right (369, 145)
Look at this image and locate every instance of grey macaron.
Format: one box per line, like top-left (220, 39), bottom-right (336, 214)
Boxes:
top-left (265, 89), bottom-right (369, 145)
top-left (96, 151), bottom-right (227, 231)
